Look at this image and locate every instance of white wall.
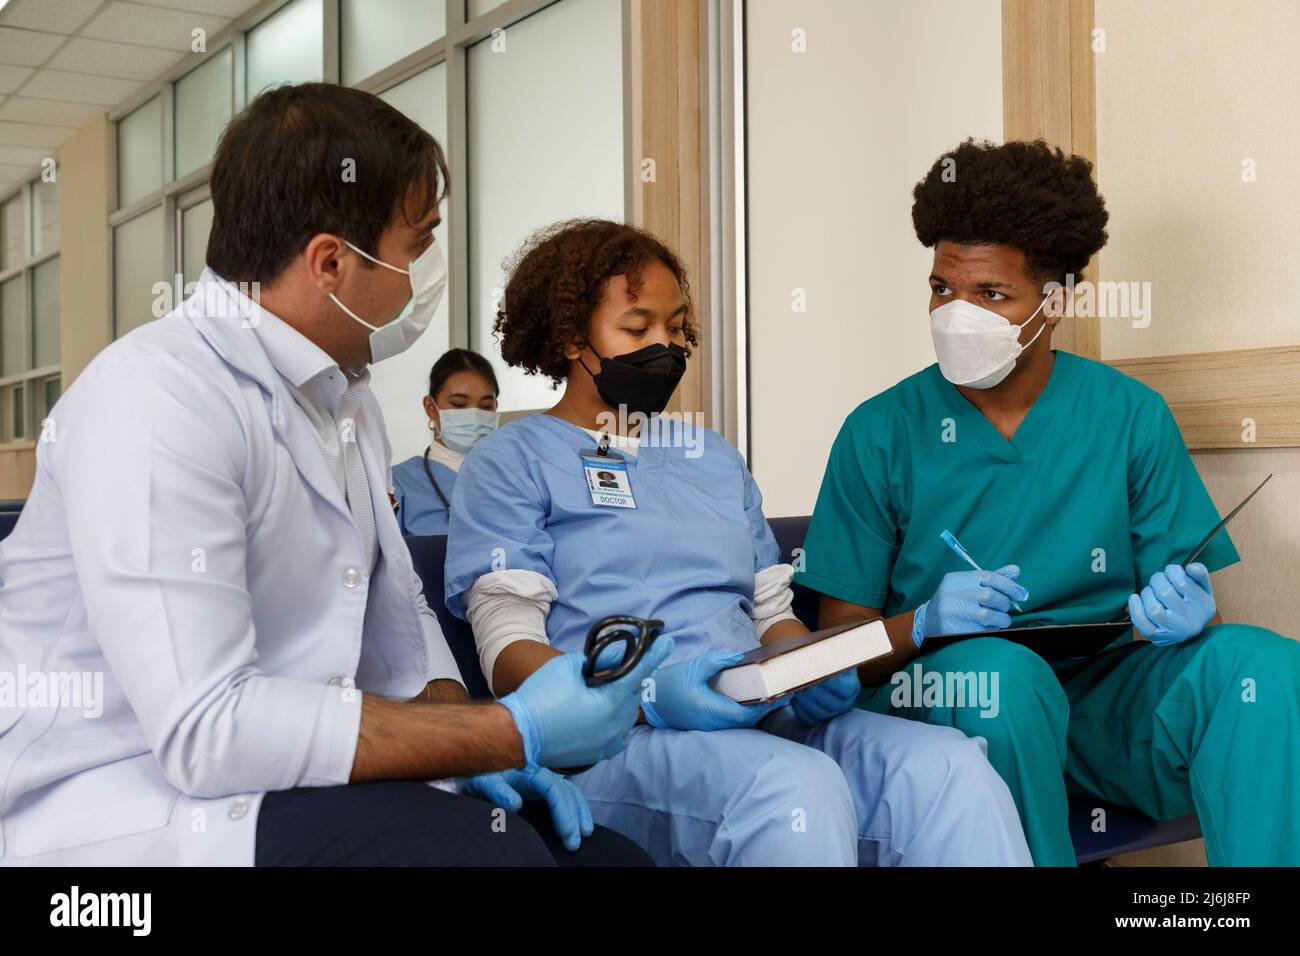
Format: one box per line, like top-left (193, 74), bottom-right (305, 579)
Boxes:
top-left (744, 0), bottom-right (1003, 517)
top-left (1094, 0), bottom-right (1300, 642)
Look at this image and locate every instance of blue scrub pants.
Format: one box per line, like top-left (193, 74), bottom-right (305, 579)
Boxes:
top-left (568, 706), bottom-right (1032, 866)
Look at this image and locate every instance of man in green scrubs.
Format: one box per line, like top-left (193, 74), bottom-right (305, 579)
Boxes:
top-left (796, 138), bottom-right (1300, 866)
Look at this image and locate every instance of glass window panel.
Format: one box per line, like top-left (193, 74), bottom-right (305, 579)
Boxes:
top-left (33, 177), bottom-right (59, 255)
top-left (247, 0), bottom-right (324, 98)
top-left (182, 199), bottom-right (214, 286)
top-left (371, 65), bottom-right (450, 464)
top-left (33, 256), bottom-right (59, 368)
top-left (118, 96), bottom-right (163, 208)
top-left (1, 195), bottom-right (24, 270)
top-left (341, 0), bottom-right (444, 85)
top-left (43, 375), bottom-right (61, 420)
top-left (467, 0), bottom-right (624, 412)
top-left (175, 47), bottom-right (234, 179)
top-left (114, 206), bottom-right (166, 338)
top-left (11, 381), bottom-right (25, 440)
top-left (1, 275), bottom-right (25, 376)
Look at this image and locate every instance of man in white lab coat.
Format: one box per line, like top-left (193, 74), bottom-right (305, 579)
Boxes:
top-left (0, 83), bottom-right (666, 867)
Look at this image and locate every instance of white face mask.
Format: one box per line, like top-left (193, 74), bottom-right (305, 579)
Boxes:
top-left (330, 238), bottom-right (447, 364)
top-left (928, 295), bottom-right (1050, 389)
top-left (435, 406), bottom-right (499, 453)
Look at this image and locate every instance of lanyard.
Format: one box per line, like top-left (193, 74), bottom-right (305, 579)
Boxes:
top-left (420, 445), bottom-right (452, 511)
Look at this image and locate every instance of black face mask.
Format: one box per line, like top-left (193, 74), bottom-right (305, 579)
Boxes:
top-left (580, 342), bottom-right (687, 417)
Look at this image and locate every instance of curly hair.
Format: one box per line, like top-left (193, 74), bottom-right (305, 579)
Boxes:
top-left (494, 219), bottom-right (697, 386)
top-left (911, 138), bottom-right (1109, 284)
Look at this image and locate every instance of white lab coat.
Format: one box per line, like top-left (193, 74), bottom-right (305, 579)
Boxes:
top-left (0, 270), bottom-right (462, 866)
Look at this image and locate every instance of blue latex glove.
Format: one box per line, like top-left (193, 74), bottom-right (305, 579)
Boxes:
top-left (791, 667), bottom-right (861, 726)
top-left (1128, 562), bottom-right (1215, 647)
top-left (499, 638), bottom-right (674, 769)
top-left (641, 650), bottom-right (786, 731)
top-left (912, 566), bottom-right (1028, 648)
top-left (459, 767), bottom-right (594, 852)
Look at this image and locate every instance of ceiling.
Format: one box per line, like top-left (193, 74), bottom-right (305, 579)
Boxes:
top-left (0, 0), bottom-right (265, 194)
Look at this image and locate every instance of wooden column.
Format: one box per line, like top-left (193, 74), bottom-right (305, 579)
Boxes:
top-left (1002, 0), bottom-right (1100, 359)
top-left (636, 0), bottom-right (705, 417)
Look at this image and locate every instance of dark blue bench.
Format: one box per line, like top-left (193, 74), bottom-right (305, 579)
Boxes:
top-left (0, 499), bottom-right (22, 543)
top-left (765, 515), bottom-right (1201, 864)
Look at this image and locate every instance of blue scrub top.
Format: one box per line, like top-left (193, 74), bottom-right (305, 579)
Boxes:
top-left (796, 351), bottom-right (1240, 624)
top-left (393, 454), bottom-right (458, 535)
top-left (444, 413), bottom-right (781, 665)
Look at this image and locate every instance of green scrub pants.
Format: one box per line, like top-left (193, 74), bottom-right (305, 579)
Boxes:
top-left (858, 624), bottom-right (1300, 866)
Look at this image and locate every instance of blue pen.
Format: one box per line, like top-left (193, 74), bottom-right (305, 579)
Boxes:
top-left (939, 529), bottom-right (1024, 613)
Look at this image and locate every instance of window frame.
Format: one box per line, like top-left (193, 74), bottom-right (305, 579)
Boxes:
top-left (0, 172), bottom-right (61, 445)
top-left (107, 0), bottom-right (636, 368)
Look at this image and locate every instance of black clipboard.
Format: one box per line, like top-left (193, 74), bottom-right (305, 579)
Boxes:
top-left (922, 475), bottom-right (1271, 661)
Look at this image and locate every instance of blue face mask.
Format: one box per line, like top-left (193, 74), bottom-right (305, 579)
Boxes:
top-left (436, 407), bottom-right (499, 453)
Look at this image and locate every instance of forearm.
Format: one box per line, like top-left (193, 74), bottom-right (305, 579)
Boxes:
top-left (350, 694), bottom-right (524, 783)
top-left (760, 617), bottom-right (808, 645)
top-left (491, 640), bottom-right (564, 697)
top-left (819, 605), bottom-right (920, 685)
top-left (410, 678), bottom-right (472, 704)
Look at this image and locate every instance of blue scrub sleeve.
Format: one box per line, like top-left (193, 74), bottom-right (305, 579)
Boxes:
top-left (443, 438), bottom-right (558, 621)
top-left (390, 464), bottom-right (411, 536)
top-left (794, 410), bottom-right (899, 609)
top-left (1128, 394), bottom-right (1241, 584)
top-left (740, 455), bottom-right (782, 572)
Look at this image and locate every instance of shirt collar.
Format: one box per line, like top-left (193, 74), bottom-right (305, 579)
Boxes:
top-left (250, 309), bottom-right (341, 390)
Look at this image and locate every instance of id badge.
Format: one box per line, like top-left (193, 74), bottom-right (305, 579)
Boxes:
top-left (581, 452), bottom-right (636, 509)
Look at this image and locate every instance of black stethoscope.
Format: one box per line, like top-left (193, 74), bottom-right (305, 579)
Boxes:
top-left (420, 444), bottom-right (452, 512)
top-left (582, 616), bottom-right (664, 686)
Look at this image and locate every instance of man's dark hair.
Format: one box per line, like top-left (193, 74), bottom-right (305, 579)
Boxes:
top-left (207, 82), bottom-right (449, 283)
top-left (911, 138), bottom-right (1108, 285)
top-left (429, 348), bottom-right (499, 399)
top-left (495, 219), bottom-right (697, 386)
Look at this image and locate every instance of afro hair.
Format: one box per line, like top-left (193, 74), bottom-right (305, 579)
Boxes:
top-left (911, 138), bottom-right (1109, 284)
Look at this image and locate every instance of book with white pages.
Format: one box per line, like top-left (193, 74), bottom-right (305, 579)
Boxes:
top-left (710, 619), bottom-right (892, 704)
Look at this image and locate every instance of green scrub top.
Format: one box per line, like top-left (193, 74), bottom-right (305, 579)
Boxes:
top-left (795, 351), bottom-right (1240, 627)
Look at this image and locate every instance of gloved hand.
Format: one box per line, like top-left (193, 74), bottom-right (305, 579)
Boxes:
top-left (459, 767), bottom-right (593, 852)
top-left (912, 566), bottom-right (1028, 648)
top-left (791, 667), bottom-right (861, 726)
top-left (1128, 562), bottom-right (1215, 647)
top-left (641, 650), bottom-right (785, 732)
top-left (499, 638), bottom-right (674, 770)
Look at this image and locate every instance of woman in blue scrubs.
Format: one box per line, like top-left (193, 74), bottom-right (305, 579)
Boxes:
top-left (392, 348), bottom-right (499, 535)
top-left (443, 218), bottom-right (1031, 867)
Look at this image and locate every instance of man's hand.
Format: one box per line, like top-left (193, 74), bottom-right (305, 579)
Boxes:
top-left (1129, 562), bottom-right (1216, 646)
top-left (912, 566), bottom-right (1028, 647)
top-left (459, 768), bottom-right (593, 852)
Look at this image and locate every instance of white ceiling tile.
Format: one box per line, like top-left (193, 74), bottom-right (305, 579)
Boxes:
top-left (81, 1), bottom-right (230, 52)
top-left (0, 143), bottom-right (55, 165)
top-left (0, 119), bottom-right (76, 147)
top-left (20, 68), bottom-right (142, 106)
top-left (1, 0), bottom-right (106, 35)
top-left (131, 0), bottom-right (257, 16)
top-left (0, 96), bottom-right (103, 126)
top-left (0, 162), bottom-right (43, 179)
top-left (0, 63), bottom-right (33, 93)
top-left (49, 36), bottom-right (183, 79)
top-left (0, 27), bottom-right (67, 67)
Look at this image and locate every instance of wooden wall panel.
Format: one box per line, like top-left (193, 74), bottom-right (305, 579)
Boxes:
top-left (638, 0), bottom-right (705, 418)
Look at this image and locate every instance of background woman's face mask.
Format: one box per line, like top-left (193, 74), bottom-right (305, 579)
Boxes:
top-left (435, 406), bottom-right (499, 453)
top-left (330, 238), bottom-right (447, 364)
top-left (928, 294), bottom-right (1049, 389)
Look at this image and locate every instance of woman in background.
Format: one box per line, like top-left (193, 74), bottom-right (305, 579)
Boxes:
top-left (392, 348), bottom-right (500, 535)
